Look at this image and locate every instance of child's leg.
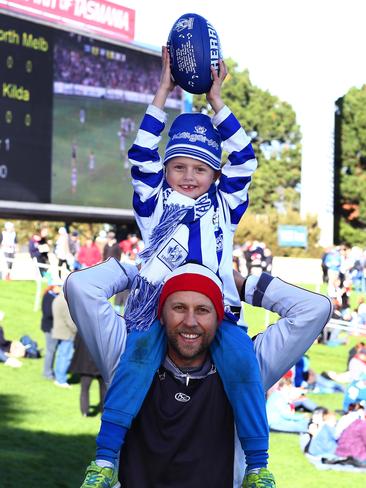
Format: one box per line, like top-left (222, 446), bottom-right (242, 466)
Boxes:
top-left (210, 320), bottom-right (269, 471)
top-left (96, 319), bottom-right (166, 464)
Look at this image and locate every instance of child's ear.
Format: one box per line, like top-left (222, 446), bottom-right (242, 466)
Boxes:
top-left (213, 170), bottom-right (221, 181)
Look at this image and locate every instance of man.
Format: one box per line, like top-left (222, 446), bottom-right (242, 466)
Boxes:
top-left (52, 290), bottom-right (77, 388)
top-left (65, 258), bottom-right (332, 487)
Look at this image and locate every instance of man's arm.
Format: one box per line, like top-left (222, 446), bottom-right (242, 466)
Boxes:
top-left (64, 258), bottom-right (138, 386)
top-left (244, 273), bottom-right (333, 391)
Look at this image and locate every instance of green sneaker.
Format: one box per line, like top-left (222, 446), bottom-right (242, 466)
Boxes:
top-left (242, 468), bottom-right (276, 488)
top-left (80, 461), bottom-right (120, 488)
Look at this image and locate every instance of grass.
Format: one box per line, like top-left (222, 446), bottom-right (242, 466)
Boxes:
top-left (1, 280), bottom-right (366, 487)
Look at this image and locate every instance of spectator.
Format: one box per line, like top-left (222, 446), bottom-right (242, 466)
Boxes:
top-left (306, 408), bottom-right (338, 458)
top-left (38, 227), bottom-right (51, 276)
top-left (70, 333), bottom-right (107, 416)
top-left (102, 231), bottom-right (121, 262)
top-left (266, 378), bottom-right (309, 433)
top-left (29, 233), bottom-right (49, 276)
top-left (40, 282), bottom-right (62, 380)
top-left (335, 411), bottom-right (366, 466)
top-left (0, 312), bottom-right (22, 368)
top-left (54, 227), bottom-right (71, 278)
top-left (0, 222), bottom-right (17, 280)
top-left (68, 230), bottom-right (81, 270)
top-left (52, 290), bottom-right (77, 388)
top-left (77, 236), bottom-right (102, 268)
top-left (343, 375), bottom-right (366, 412)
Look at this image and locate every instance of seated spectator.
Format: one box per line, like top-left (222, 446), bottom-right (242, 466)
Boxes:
top-left (306, 408), bottom-right (338, 457)
top-left (0, 313), bottom-right (23, 368)
top-left (306, 369), bottom-right (345, 394)
top-left (335, 403), bottom-right (365, 439)
top-left (266, 378), bottom-right (309, 433)
top-left (343, 375), bottom-right (366, 412)
top-left (335, 405), bottom-right (366, 465)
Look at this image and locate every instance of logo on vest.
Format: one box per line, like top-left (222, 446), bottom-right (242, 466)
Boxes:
top-left (157, 238), bottom-right (187, 271)
top-left (175, 392), bottom-right (191, 402)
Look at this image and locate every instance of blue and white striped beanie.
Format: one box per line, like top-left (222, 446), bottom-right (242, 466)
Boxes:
top-left (164, 113), bottom-right (222, 170)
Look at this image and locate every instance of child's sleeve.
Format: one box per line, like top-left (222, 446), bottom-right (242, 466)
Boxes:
top-left (213, 105), bottom-right (258, 229)
top-left (128, 104), bottom-right (167, 218)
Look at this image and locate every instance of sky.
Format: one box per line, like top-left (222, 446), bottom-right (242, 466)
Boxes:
top-left (120, 0), bottom-right (366, 244)
top-left (122, 0), bottom-right (366, 120)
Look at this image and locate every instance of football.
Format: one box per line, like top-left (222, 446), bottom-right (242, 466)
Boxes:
top-left (167, 13), bottom-right (222, 94)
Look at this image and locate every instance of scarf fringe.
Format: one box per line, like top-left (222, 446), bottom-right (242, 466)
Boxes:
top-left (138, 204), bottom-right (189, 263)
top-left (124, 275), bottom-right (163, 331)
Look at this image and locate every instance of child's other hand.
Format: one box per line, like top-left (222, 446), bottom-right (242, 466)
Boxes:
top-left (206, 59), bottom-right (227, 113)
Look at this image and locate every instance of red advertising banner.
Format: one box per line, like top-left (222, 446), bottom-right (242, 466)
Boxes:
top-left (0, 0), bottom-right (135, 42)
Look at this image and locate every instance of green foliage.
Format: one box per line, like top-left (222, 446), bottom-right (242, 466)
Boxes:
top-left (234, 209), bottom-right (322, 257)
top-left (194, 58), bottom-right (302, 214)
top-left (338, 85), bottom-right (366, 243)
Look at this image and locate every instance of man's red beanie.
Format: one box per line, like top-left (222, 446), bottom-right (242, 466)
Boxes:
top-left (157, 263), bottom-right (224, 323)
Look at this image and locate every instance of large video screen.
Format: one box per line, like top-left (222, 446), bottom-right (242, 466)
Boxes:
top-left (0, 14), bottom-right (183, 216)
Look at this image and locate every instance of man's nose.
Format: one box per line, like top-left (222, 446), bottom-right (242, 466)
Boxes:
top-left (184, 309), bottom-right (198, 327)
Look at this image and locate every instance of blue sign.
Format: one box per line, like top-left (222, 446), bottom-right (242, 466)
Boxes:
top-left (278, 225), bottom-right (308, 248)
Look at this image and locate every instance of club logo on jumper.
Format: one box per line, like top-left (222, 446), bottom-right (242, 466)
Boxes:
top-left (175, 392), bottom-right (191, 402)
top-left (158, 238), bottom-right (188, 271)
top-left (174, 17), bottom-right (194, 32)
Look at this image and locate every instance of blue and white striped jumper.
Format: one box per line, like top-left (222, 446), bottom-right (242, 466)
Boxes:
top-left (99, 104), bottom-right (269, 469)
top-left (128, 103), bottom-right (257, 327)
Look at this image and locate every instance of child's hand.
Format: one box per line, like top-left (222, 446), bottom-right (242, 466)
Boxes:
top-left (206, 59), bottom-right (227, 114)
top-left (152, 46), bottom-right (176, 109)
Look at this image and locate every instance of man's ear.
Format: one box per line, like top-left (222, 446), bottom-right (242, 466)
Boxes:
top-left (213, 169), bottom-right (221, 181)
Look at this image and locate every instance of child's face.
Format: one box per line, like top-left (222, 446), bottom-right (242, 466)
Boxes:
top-left (165, 157), bottom-right (218, 199)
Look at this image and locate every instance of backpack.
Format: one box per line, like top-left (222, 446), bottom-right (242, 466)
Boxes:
top-left (20, 335), bottom-right (41, 358)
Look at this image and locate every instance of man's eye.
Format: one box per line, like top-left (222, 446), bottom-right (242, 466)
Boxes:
top-left (197, 307), bottom-right (209, 314)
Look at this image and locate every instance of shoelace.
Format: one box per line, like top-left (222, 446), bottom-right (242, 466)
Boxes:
top-left (85, 471), bottom-right (112, 487)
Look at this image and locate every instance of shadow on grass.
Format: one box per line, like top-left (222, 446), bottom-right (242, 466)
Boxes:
top-left (0, 394), bottom-right (95, 488)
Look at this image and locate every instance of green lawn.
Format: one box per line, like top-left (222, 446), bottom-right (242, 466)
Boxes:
top-left (1, 280), bottom-right (366, 487)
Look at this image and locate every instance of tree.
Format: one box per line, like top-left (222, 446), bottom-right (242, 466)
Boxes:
top-left (337, 85), bottom-right (366, 245)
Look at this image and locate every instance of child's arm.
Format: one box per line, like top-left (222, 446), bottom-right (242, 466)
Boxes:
top-left (128, 47), bottom-right (175, 219)
top-left (207, 60), bottom-right (258, 228)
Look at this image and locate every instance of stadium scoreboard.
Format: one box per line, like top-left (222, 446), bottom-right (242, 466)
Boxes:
top-left (0, 16), bottom-right (53, 203)
top-left (0, 4), bottom-right (183, 222)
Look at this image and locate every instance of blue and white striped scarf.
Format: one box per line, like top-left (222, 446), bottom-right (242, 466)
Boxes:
top-left (124, 186), bottom-right (218, 331)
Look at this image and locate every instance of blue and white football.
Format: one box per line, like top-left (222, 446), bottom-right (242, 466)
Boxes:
top-left (167, 13), bottom-right (222, 94)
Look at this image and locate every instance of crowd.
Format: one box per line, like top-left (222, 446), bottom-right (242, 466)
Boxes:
top-left (54, 35), bottom-right (182, 100)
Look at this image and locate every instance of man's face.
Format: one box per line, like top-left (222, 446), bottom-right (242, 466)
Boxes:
top-left (160, 290), bottom-right (219, 368)
top-left (165, 157), bottom-right (217, 199)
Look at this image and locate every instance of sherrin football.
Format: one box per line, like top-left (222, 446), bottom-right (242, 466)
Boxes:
top-left (167, 13), bottom-right (222, 94)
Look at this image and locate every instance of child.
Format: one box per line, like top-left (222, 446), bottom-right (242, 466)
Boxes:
top-left (80, 47), bottom-right (275, 488)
